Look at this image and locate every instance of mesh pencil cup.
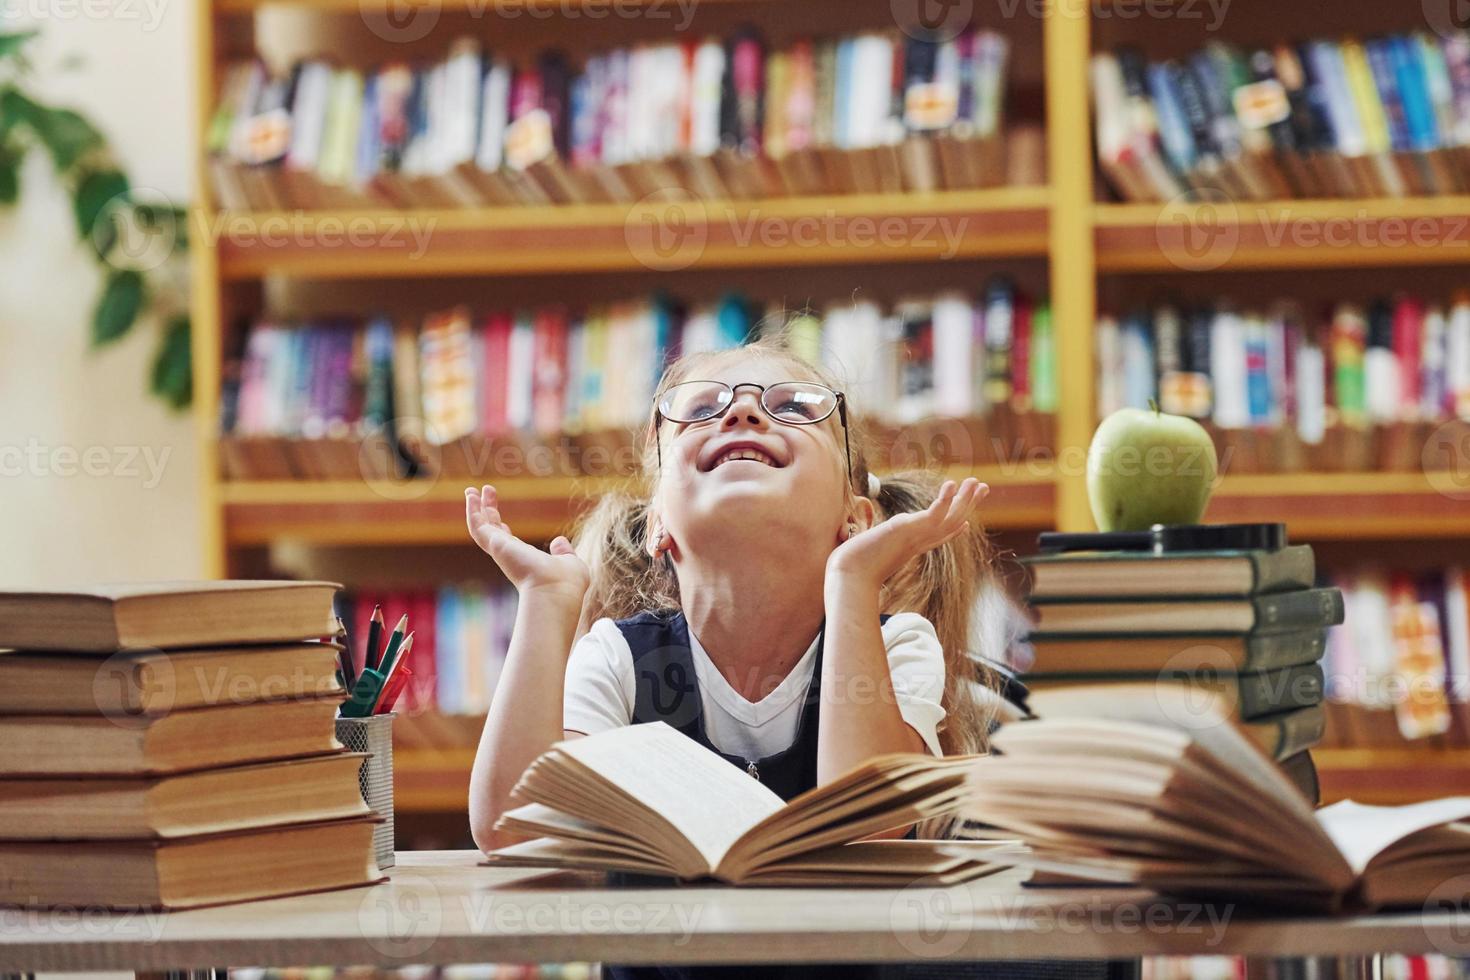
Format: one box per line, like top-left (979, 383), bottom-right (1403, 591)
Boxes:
top-left (335, 713), bottom-right (395, 869)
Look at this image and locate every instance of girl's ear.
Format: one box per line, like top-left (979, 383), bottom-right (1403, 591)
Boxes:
top-left (646, 514), bottom-right (672, 559)
top-left (852, 494), bottom-right (877, 531)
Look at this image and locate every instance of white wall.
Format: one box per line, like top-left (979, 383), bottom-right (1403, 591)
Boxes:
top-left (0, 2), bottom-right (202, 587)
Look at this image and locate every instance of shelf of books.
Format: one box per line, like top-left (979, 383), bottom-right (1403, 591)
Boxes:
top-left (192, 0), bottom-right (1470, 847)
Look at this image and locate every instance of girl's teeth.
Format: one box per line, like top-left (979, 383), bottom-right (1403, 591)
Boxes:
top-left (717, 449), bottom-right (773, 467)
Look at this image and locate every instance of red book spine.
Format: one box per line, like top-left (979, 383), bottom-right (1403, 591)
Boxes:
top-left (408, 590), bottom-right (438, 713)
top-left (481, 312), bottom-right (512, 437)
top-left (1010, 295), bottom-right (1033, 404)
top-left (732, 33), bottom-right (764, 154)
top-left (533, 307), bottom-right (569, 436)
top-left (1392, 295), bottom-right (1424, 416)
top-left (511, 68), bottom-right (542, 122)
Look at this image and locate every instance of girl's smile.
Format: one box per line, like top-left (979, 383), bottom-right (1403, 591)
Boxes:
top-left (701, 438), bottom-right (787, 471)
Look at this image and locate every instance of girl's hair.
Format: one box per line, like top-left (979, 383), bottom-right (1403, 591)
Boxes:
top-left (572, 330), bottom-right (1001, 761)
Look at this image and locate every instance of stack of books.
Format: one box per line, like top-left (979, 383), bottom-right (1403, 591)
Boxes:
top-left (207, 28), bottom-right (1031, 212)
top-left (1020, 542), bottom-right (1346, 803)
top-left (0, 581), bottom-right (383, 909)
top-left (1095, 292), bottom-right (1470, 473)
top-left (1094, 30), bottom-right (1470, 202)
top-left (219, 281), bottom-right (1056, 480)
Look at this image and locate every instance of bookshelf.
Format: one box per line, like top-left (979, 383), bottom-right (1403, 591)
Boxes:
top-left (191, 0), bottom-right (1470, 821)
top-left (210, 190), bottom-right (1052, 280)
top-left (1094, 197), bottom-right (1470, 272)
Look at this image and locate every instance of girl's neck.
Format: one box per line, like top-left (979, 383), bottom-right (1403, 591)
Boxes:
top-left (676, 538), bottom-right (829, 703)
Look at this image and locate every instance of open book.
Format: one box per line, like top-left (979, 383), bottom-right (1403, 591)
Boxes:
top-left (486, 722), bottom-right (1016, 885)
top-left (962, 686), bottom-right (1470, 912)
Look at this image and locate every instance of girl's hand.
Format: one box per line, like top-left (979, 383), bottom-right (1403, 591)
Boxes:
top-left (466, 485), bottom-right (591, 605)
top-left (826, 478), bottom-right (988, 591)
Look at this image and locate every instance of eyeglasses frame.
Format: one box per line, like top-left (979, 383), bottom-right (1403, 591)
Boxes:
top-left (653, 380), bottom-right (852, 485)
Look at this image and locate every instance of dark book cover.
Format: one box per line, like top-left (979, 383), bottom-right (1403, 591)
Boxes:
top-left (1247, 47), bottom-right (1299, 153)
top-left (1174, 61), bottom-right (1221, 161)
top-left (538, 50), bottom-right (572, 158)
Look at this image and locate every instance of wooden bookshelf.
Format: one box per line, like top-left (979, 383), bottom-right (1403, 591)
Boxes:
top-left (1094, 197), bottom-right (1470, 272)
top-left (209, 189), bottom-right (1052, 281)
top-left (1317, 749), bottom-right (1470, 806)
top-left (191, 0), bottom-right (1469, 816)
top-left (1208, 472), bottom-right (1470, 541)
top-left (395, 748), bottom-right (478, 814)
top-left (220, 465), bottom-right (1057, 546)
top-left (218, 0), bottom-right (766, 11)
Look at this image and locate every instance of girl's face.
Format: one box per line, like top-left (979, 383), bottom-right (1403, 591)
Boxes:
top-left (652, 353), bottom-right (853, 552)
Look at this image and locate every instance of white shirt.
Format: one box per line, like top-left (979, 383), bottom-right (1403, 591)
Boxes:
top-left (563, 611), bottom-right (948, 759)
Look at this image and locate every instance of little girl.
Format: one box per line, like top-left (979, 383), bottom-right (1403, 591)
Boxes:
top-left (465, 335), bottom-right (997, 858)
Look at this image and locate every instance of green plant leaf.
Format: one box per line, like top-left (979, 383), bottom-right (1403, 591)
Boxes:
top-left (150, 314), bottom-right (191, 409)
top-left (35, 106), bottom-right (102, 171)
top-left (91, 268), bottom-right (144, 346)
top-left (0, 143), bottom-right (19, 204)
top-left (2, 88), bottom-right (103, 171)
top-left (0, 31), bottom-right (39, 59)
top-left (73, 167), bottom-right (128, 253)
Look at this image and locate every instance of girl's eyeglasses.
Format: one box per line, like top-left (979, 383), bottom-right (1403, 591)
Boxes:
top-left (654, 380), bottom-right (852, 479)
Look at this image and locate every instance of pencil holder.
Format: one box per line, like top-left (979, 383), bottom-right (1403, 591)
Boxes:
top-left (335, 714), bottom-right (396, 869)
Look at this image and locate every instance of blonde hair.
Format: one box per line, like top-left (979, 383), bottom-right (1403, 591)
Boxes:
top-left (572, 332), bottom-right (1001, 761)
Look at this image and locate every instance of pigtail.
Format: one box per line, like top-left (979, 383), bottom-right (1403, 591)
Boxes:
top-left (571, 488), bottom-right (679, 630)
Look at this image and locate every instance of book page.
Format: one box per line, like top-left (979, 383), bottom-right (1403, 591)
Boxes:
top-left (555, 723), bottom-right (785, 870)
top-left (1315, 798), bottom-right (1470, 875)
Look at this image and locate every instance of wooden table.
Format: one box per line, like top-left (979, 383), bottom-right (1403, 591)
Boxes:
top-left (1, 852), bottom-right (1467, 973)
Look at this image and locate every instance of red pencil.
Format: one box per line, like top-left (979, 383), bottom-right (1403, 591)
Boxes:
top-left (375, 666), bottom-right (413, 715)
top-left (373, 632), bottom-right (414, 714)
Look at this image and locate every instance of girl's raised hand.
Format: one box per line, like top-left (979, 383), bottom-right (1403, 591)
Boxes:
top-left (826, 478), bottom-right (989, 589)
top-left (466, 485), bottom-right (591, 604)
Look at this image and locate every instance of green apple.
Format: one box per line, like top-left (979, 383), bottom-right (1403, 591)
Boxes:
top-left (1086, 406), bottom-right (1219, 532)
